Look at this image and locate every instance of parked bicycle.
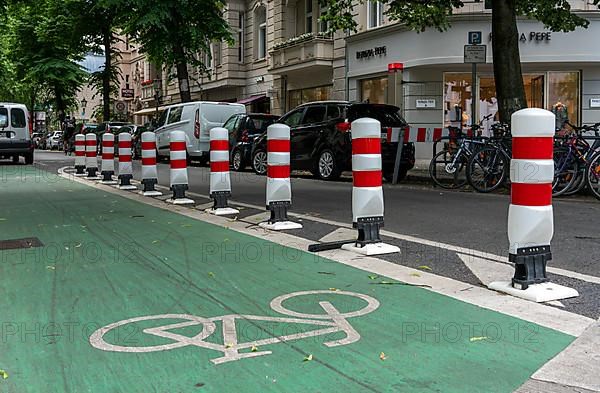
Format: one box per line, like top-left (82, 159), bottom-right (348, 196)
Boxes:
top-left (466, 122), bottom-right (512, 193)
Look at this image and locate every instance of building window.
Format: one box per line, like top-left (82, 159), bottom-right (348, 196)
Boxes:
top-left (360, 77), bottom-right (388, 104)
top-left (238, 12), bottom-right (245, 63)
top-left (306, 0), bottom-right (313, 34)
top-left (319, 5), bottom-right (331, 33)
top-left (367, 0), bottom-right (383, 29)
top-left (288, 85), bottom-right (332, 109)
top-left (255, 6), bottom-right (267, 59)
top-left (213, 41), bottom-right (222, 67)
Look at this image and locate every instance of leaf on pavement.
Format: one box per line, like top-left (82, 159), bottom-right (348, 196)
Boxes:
top-left (152, 240), bottom-right (160, 244)
top-left (418, 265), bottom-right (433, 271)
top-left (368, 275), bottom-right (379, 280)
top-left (410, 273), bottom-right (421, 277)
top-left (251, 345), bottom-right (258, 352)
top-left (46, 266), bottom-right (55, 270)
top-left (225, 343), bottom-right (232, 349)
top-left (329, 288), bottom-right (340, 292)
top-left (470, 336), bottom-right (488, 342)
top-left (0, 369), bottom-right (8, 379)
top-left (303, 354), bottom-right (313, 362)
top-left (379, 352), bottom-right (387, 361)
top-left (0, 218), bottom-right (7, 221)
top-left (208, 272), bottom-right (215, 278)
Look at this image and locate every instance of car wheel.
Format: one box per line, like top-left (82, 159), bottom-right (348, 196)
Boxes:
top-left (252, 149), bottom-right (267, 175)
top-left (232, 149), bottom-right (245, 172)
top-left (25, 153), bottom-right (33, 165)
top-left (316, 149), bottom-right (341, 180)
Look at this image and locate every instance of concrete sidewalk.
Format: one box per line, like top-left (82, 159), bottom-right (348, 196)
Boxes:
top-left (0, 167), bottom-right (586, 392)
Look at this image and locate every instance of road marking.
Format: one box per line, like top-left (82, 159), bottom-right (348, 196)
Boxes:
top-left (457, 253), bottom-right (516, 286)
top-left (57, 167), bottom-right (596, 336)
top-left (318, 228), bottom-right (356, 243)
top-left (90, 290), bottom-right (379, 365)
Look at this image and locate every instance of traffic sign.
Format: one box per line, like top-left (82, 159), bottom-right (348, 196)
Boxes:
top-left (464, 45), bottom-right (487, 63)
top-left (468, 31), bottom-right (482, 45)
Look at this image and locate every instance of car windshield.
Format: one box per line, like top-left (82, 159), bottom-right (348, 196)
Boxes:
top-left (247, 116), bottom-right (277, 133)
top-left (348, 104), bottom-right (407, 127)
top-left (0, 108), bottom-right (8, 127)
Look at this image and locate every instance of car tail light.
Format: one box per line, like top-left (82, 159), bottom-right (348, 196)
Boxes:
top-left (336, 121), bottom-right (351, 133)
top-left (241, 130), bottom-right (249, 143)
top-left (194, 122), bottom-right (201, 139)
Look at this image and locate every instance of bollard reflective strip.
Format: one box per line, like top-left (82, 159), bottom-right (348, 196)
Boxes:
top-left (511, 183), bottom-right (552, 206)
top-left (141, 142), bottom-right (155, 150)
top-left (353, 171), bottom-right (382, 187)
top-left (210, 140), bottom-right (229, 151)
top-left (170, 159), bottom-right (187, 169)
top-left (142, 156), bottom-right (157, 166)
top-left (171, 142), bottom-right (186, 151)
top-left (512, 138), bottom-right (554, 159)
top-left (352, 138), bottom-right (381, 155)
top-left (210, 161), bottom-right (229, 172)
top-left (119, 141), bottom-right (132, 149)
top-left (267, 165), bottom-right (290, 179)
top-left (267, 140), bottom-right (290, 152)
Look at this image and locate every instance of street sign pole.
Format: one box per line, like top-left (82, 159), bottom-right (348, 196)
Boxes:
top-left (472, 62), bottom-right (477, 131)
top-left (465, 32), bottom-right (485, 134)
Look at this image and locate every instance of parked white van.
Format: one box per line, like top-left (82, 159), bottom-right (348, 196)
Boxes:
top-left (0, 102), bottom-right (34, 164)
top-left (154, 101), bottom-right (246, 163)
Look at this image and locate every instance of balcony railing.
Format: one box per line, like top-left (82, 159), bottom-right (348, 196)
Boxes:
top-left (269, 33), bottom-right (334, 74)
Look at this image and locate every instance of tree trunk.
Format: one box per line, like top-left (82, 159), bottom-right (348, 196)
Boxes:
top-left (55, 89), bottom-right (66, 130)
top-left (174, 44), bottom-right (191, 103)
top-left (102, 28), bottom-right (112, 122)
top-left (492, 0), bottom-right (527, 123)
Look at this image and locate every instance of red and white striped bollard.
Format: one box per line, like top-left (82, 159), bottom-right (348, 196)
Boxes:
top-left (85, 133), bottom-right (99, 178)
top-left (100, 133), bottom-right (116, 184)
top-left (167, 131), bottom-right (194, 204)
top-left (140, 132), bottom-right (162, 196)
top-left (489, 108), bottom-right (578, 302)
top-left (117, 132), bottom-right (136, 190)
top-left (258, 124), bottom-right (302, 230)
top-left (341, 118), bottom-right (399, 256)
top-left (74, 134), bottom-right (86, 176)
top-left (206, 127), bottom-right (239, 215)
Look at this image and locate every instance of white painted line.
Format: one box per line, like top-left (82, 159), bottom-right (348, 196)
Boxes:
top-left (318, 228), bottom-right (356, 243)
top-left (457, 253), bottom-right (515, 286)
top-left (57, 167), bottom-right (595, 337)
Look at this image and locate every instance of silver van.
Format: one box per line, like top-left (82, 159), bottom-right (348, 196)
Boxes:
top-left (0, 103), bottom-right (34, 164)
top-left (155, 101), bottom-right (246, 163)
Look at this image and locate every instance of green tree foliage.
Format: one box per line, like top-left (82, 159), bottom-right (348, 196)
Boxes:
top-left (114, 0), bottom-right (233, 102)
top-left (321, 0), bottom-right (596, 122)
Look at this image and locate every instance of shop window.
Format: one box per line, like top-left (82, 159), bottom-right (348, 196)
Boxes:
top-left (548, 72), bottom-right (580, 129)
top-left (255, 6), bottom-right (267, 59)
top-left (367, 0), bottom-right (383, 29)
top-left (360, 77), bottom-right (388, 104)
top-left (288, 85), bottom-right (332, 109)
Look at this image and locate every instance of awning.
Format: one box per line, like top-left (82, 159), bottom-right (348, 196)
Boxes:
top-left (237, 94), bottom-right (267, 105)
top-left (133, 106), bottom-right (167, 116)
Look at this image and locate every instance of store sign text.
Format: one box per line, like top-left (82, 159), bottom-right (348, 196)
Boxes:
top-left (356, 46), bottom-right (387, 60)
top-left (488, 32), bottom-right (551, 43)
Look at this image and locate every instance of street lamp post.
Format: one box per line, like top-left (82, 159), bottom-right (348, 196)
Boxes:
top-left (81, 98), bottom-right (88, 121)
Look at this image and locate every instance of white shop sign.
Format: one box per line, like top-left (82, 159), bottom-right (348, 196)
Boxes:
top-left (416, 99), bottom-right (436, 109)
top-left (590, 98), bottom-right (600, 108)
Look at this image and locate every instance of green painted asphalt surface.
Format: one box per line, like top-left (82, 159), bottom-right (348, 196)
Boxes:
top-left (0, 168), bottom-right (573, 393)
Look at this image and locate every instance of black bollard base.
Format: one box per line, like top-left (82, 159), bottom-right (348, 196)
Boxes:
top-left (211, 190), bottom-right (231, 209)
top-left (510, 245), bottom-right (551, 290)
top-left (75, 165), bottom-right (85, 175)
top-left (142, 178), bottom-right (158, 193)
top-left (86, 167), bottom-right (98, 178)
top-left (101, 170), bottom-right (114, 182)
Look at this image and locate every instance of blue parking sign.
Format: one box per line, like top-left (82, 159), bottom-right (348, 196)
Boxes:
top-left (468, 31), bottom-right (482, 45)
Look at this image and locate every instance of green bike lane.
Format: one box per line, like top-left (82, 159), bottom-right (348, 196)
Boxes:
top-left (0, 168), bottom-right (573, 393)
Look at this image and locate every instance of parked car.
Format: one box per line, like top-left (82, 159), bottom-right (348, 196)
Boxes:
top-left (250, 101), bottom-right (415, 181)
top-left (94, 122), bottom-right (127, 137)
top-left (46, 131), bottom-right (63, 150)
top-left (223, 113), bottom-right (279, 171)
top-left (78, 123), bottom-right (99, 135)
top-left (154, 101), bottom-right (246, 164)
top-left (31, 132), bottom-right (43, 148)
top-left (0, 102), bottom-right (34, 164)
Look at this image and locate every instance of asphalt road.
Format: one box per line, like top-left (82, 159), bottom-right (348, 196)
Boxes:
top-left (16, 150), bottom-right (600, 319)
top-left (27, 150), bottom-right (600, 277)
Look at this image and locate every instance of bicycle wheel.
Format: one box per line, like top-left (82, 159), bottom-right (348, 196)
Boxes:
top-left (467, 146), bottom-right (508, 193)
top-left (429, 150), bottom-right (468, 189)
top-left (553, 147), bottom-right (579, 197)
top-left (585, 152), bottom-right (600, 200)
top-left (562, 166), bottom-right (586, 196)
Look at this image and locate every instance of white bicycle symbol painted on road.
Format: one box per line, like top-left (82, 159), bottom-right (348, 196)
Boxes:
top-left (90, 290), bottom-right (380, 365)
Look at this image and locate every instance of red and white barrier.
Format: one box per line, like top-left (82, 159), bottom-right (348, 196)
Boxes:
top-left (100, 133), bottom-right (117, 184)
top-left (117, 132), bottom-right (137, 190)
top-left (387, 126), bottom-right (477, 143)
top-left (167, 131), bottom-right (194, 205)
top-left (258, 124), bottom-right (302, 230)
top-left (489, 108), bottom-right (578, 302)
top-left (74, 134), bottom-right (86, 176)
top-left (85, 133), bottom-right (99, 178)
top-left (140, 132), bottom-right (162, 196)
top-left (206, 127), bottom-right (238, 215)
top-left (341, 118), bottom-right (399, 256)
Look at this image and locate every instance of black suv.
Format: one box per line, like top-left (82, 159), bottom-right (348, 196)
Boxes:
top-left (251, 101), bottom-right (415, 181)
top-left (223, 113), bottom-right (279, 171)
